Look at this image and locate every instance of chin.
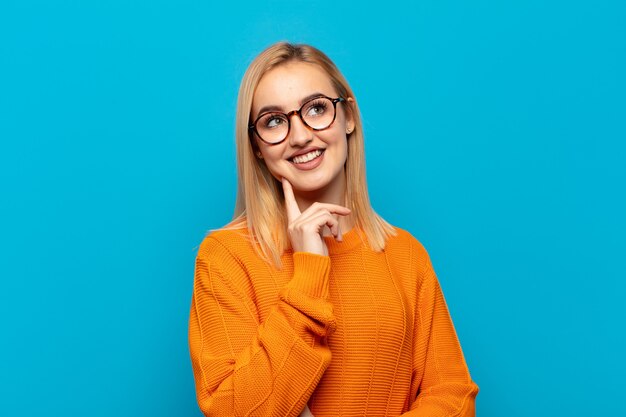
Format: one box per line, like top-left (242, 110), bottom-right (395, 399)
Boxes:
top-left (290, 172), bottom-right (336, 193)
top-left (292, 181), bottom-right (329, 193)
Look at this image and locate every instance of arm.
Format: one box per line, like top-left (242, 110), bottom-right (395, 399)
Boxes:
top-left (188, 238), bottom-right (335, 417)
top-left (404, 249), bottom-right (479, 417)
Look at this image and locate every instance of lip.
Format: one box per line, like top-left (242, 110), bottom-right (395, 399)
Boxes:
top-left (289, 149), bottom-right (325, 171)
top-left (287, 146), bottom-right (325, 160)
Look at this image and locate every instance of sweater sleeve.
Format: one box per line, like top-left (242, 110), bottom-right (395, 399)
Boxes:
top-left (188, 238), bottom-right (336, 417)
top-left (403, 247), bottom-right (479, 417)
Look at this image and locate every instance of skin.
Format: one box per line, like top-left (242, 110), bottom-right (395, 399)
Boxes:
top-left (251, 62), bottom-right (356, 256)
top-left (299, 404), bottom-right (315, 417)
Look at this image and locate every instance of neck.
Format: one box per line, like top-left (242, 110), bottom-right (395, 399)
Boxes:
top-left (292, 171), bottom-right (355, 236)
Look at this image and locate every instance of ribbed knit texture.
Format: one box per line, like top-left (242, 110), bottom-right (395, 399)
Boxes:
top-left (189, 225), bottom-right (479, 417)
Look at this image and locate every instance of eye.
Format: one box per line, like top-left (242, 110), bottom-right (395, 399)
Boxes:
top-left (304, 100), bottom-right (328, 117)
top-left (261, 114), bottom-right (287, 129)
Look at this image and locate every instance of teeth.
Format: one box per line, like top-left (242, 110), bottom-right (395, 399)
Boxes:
top-left (292, 149), bottom-right (322, 164)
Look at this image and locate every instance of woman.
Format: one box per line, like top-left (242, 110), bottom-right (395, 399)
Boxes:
top-left (188, 42), bottom-right (479, 417)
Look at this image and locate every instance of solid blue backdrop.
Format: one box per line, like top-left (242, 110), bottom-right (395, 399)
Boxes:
top-left (1, 1), bottom-right (624, 416)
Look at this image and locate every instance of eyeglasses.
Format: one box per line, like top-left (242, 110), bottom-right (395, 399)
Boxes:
top-left (249, 95), bottom-right (345, 145)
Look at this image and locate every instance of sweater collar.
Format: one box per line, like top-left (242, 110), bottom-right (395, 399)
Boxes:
top-left (323, 224), bottom-right (366, 255)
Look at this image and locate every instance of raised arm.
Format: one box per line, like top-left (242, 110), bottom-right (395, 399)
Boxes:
top-left (188, 238), bottom-right (335, 417)
top-left (404, 247), bottom-right (479, 416)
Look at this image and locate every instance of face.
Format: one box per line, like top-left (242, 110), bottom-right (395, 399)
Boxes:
top-left (250, 62), bottom-right (355, 194)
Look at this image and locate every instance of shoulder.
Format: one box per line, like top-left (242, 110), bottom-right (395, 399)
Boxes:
top-left (381, 225), bottom-right (437, 288)
top-left (381, 226), bottom-right (448, 311)
top-left (385, 225), bottom-right (432, 264)
top-left (193, 228), bottom-right (262, 306)
top-left (196, 227), bottom-right (256, 265)
top-left (193, 228), bottom-right (265, 299)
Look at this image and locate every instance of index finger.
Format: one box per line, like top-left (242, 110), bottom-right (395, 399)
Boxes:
top-left (281, 177), bottom-right (301, 221)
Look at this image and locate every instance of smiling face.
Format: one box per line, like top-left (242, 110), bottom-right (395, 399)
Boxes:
top-left (250, 61), bottom-right (355, 195)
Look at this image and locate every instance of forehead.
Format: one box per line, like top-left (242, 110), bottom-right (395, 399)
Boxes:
top-left (252, 62), bottom-right (336, 114)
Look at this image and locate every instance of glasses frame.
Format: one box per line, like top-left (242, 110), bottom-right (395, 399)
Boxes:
top-left (249, 95), bottom-right (345, 145)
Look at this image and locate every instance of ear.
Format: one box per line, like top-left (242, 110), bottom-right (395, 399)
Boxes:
top-left (345, 97), bottom-right (356, 134)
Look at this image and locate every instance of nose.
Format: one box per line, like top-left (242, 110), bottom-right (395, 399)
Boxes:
top-left (287, 111), bottom-right (313, 147)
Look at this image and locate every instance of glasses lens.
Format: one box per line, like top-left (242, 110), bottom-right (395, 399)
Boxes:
top-left (302, 97), bottom-right (335, 130)
top-left (256, 113), bottom-right (289, 143)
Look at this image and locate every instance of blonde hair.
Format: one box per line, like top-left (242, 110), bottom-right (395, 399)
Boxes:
top-left (217, 41), bottom-right (396, 269)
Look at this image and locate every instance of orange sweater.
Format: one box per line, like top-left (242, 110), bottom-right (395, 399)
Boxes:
top-left (188, 224), bottom-right (478, 416)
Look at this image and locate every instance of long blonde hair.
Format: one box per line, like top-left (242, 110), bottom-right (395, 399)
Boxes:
top-left (217, 41), bottom-right (396, 269)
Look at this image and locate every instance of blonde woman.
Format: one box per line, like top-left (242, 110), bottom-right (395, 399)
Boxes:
top-left (188, 42), bottom-right (479, 417)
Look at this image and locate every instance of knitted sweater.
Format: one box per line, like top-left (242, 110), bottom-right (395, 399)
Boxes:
top-left (188, 224), bottom-right (478, 417)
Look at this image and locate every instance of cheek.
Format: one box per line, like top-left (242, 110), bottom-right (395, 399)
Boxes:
top-left (260, 150), bottom-right (287, 176)
top-left (325, 130), bottom-right (349, 153)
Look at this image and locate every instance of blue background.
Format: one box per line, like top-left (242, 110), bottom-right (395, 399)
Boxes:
top-left (1, 1), bottom-right (624, 416)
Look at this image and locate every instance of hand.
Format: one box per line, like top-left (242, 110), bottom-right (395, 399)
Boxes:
top-left (299, 404), bottom-right (315, 417)
top-left (282, 177), bottom-right (351, 256)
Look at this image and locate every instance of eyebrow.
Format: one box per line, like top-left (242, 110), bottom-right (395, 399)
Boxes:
top-left (256, 92), bottom-right (328, 117)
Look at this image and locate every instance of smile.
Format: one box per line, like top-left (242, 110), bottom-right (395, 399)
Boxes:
top-left (289, 149), bottom-right (325, 170)
top-left (291, 149), bottom-right (323, 164)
